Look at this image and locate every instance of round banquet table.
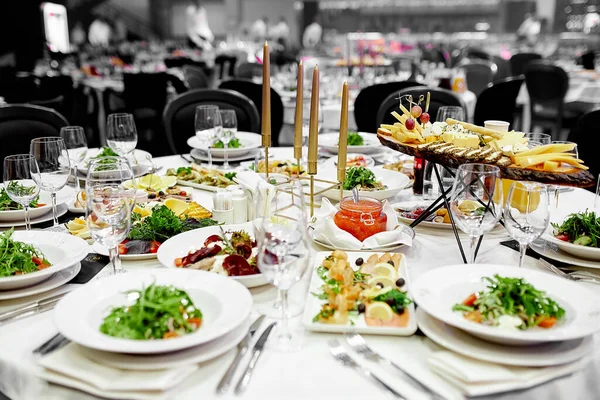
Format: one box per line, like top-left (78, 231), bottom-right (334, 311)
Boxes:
top-left (0, 147), bottom-right (599, 400)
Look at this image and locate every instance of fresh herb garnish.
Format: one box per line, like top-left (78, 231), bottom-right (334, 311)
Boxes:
top-left (224, 172), bottom-right (237, 181)
top-left (91, 147), bottom-right (120, 171)
top-left (374, 289), bottom-right (412, 314)
top-left (552, 210), bottom-right (600, 247)
top-left (347, 131), bottom-right (364, 146)
top-left (0, 228), bottom-right (50, 277)
top-left (353, 271), bottom-right (370, 283)
top-left (311, 291), bottom-right (328, 300)
top-left (343, 166), bottom-right (385, 191)
top-left (213, 138), bottom-right (241, 149)
top-left (177, 166), bottom-right (192, 175)
top-left (313, 305), bottom-right (335, 322)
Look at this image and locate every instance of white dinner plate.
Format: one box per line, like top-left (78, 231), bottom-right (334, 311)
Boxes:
top-left (187, 132), bottom-right (262, 158)
top-left (303, 251), bottom-right (417, 336)
top-left (191, 148), bottom-right (261, 163)
top-left (543, 231), bottom-right (600, 261)
top-left (92, 242), bottom-right (158, 261)
top-left (0, 204), bottom-right (69, 228)
top-left (0, 231), bottom-right (89, 290)
top-left (412, 264), bottom-right (600, 345)
top-left (0, 185), bottom-right (74, 222)
top-left (315, 166), bottom-right (410, 201)
top-left (321, 153), bottom-right (375, 169)
top-left (530, 241), bottom-right (600, 269)
top-left (416, 308), bottom-right (593, 367)
top-left (77, 319), bottom-right (249, 370)
top-left (319, 132), bottom-right (383, 154)
top-left (157, 222), bottom-right (268, 288)
top-left (0, 262), bottom-right (80, 300)
top-left (175, 179), bottom-right (237, 193)
top-left (77, 148), bottom-right (153, 175)
top-left (54, 269), bottom-right (253, 354)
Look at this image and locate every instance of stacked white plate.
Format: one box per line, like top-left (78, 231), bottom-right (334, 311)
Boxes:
top-left (77, 149), bottom-right (154, 178)
top-left (0, 231), bottom-right (89, 300)
top-left (53, 269), bottom-right (253, 370)
top-left (412, 264), bottom-right (600, 367)
top-left (0, 186), bottom-right (74, 228)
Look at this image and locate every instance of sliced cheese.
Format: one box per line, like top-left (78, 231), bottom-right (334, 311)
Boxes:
top-left (515, 153), bottom-right (587, 169)
top-left (392, 130), bottom-right (408, 143)
top-left (491, 132), bottom-right (527, 150)
top-left (391, 111), bottom-right (404, 123)
top-left (510, 143), bottom-right (576, 158)
top-left (377, 127), bottom-right (392, 136)
top-left (543, 161), bottom-right (560, 171)
top-left (453, 134), bottom-right (480, 149)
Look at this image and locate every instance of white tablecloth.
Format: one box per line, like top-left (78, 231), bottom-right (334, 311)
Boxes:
top-left (1, 148), bottom-right (600, 400)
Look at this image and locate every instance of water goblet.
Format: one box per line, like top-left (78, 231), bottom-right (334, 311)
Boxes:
top-left (3, 155), bottom-right (41, 231)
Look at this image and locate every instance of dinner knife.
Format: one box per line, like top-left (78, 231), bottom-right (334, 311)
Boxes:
top-left (234, 322), bottom-right (276, 395)
top-left (0, 293), bottom-right (66, 324)
top-left (216, 315), bottom-right (266, 394)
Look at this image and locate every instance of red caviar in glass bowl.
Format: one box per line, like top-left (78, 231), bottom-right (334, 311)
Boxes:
top-left (334, 196), bottom-right (387, 242)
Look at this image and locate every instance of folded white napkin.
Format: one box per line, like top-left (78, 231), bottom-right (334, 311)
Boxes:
top-left (233, 170), bottom-right (275, 219)
top-left (311, 198), bottom-right (412, 250)
top-left (38, 343), bottom-right (198, 400)
top-left (428, 351), bottom-right (589, 397)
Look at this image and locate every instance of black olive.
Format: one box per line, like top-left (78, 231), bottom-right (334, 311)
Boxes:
top-left (355, 257), bottom-right (364, 266)
top-left (148, 193), bottom-right (157, 199)
top-left (357, 303), bottom-right (366, 313)
top-left (158, 191), bottom-right (165, 196)
top-left (387, 260), bottom-right (394, 266)
top-left (386, 298), bottom-right (395, 306)
top-left (396, 278), bottom-right (405, 287)
top-left (396, 305), bottom-right (405, 314)
top-left (377, 282), bottom-right (384, 289)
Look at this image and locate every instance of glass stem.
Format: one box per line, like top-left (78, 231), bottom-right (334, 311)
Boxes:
top-left (279, 289), bottom-right (291, 343)
top-left (469, 235), bottom-right (479, 264)
top-left (51, 192), bottom-right (58, 226)
top-left (273, 289), bottom-right (283, 311)
top-left (554, 189), bottom-right (560, 210)
top-left (24, 205), bottom-right (31, 231)
top-left (207, 147), bottom-right (212, 168)
top-left (108, 244), bottom-right (123, 274)
top-left (224, 142), bottom-right (229, 169)
top-left (73, 166), bottom-right (81, 192)
top-left (518, 243), bottom-right (527, 268)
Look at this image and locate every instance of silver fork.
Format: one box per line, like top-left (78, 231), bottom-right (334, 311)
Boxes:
top-left (539, 259), bottom-right (600, 284)
top-left (345, 333), bottom-right (439, 398)
top-left (328, 339), bottom-right (404, 399)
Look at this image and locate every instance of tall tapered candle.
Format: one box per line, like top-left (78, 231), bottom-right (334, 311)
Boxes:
top-left (261, 42), bottom-right (271, 147)
top-left (293, 61), bottom-right (304, 160)
top-left (307, 66), bottom-right (319, 175)
top-left (337, 81), bottom-right (349, 183)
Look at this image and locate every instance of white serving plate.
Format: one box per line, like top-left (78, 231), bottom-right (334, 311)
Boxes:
top-left (416, 308), bottom-right (593, 367)
top-left (321, 153), bottom-right (375, 169)
top-left (77, 148), bottom-right (152, 175)
top-left (543, 231), bottom-right (600, 261)
top-left (530, 241), bottom-right (600, 270)
top-left (54, 269), bottom-right (253, 354)
top-left (0, 231), bottom-right (89, 290)
top-left (191, 148), bottom-right (260, 163)
top-left (92, 242), bottom-right (158, 261)
top-left (175, 179), bottom-right (235, 193)
top-left (77, 319), bottom-right (249, 370)
top-left (0, 204), bottom-right (69, 228)
top-left (187, 132), bottom-right (262, 158)
top-left (412, 264), bottom-right (600, 345)
top-left (0, 262), bottom-right (80, 300)
top-left (157, 222), bottom-right (268, 288)
top-left (319, 132), bottom-right (383, 154)
top-left (315, 166), bottom-right (410, 201)
top-left (0, 185), bottom-right (74, 222)
top-left (303, 251), bottom-right (417, 336)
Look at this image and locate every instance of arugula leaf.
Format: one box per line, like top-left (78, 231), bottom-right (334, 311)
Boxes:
top-left (353, 270), bottom-right (370, 283)
top-left (374, 289), bottom-right (412, 314)
top-left (343, 166), bottom-right (384, 191)
top-left (224, 172), bottom-right (237, 181)
top-left (311, 291), bottom-right (328, 300)
top-left (213, 138), bottom-right (241, 149)
top-left (177, 167), bottom-right (192, 175)
top-left (552, 210), bottom-right (600, 247)
top-left (347, 131), bottom-right (364, 146)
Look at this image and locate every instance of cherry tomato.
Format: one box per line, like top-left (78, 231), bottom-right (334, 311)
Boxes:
top-left (462, 293), bottom-right (477, 307)
top-left (187, 317), bottom-right (202, 328)
top-left (118, 242), bottom-right (128, 255)
top-left (179, 191), bottom-right (187, 196)
top-left (174, 258), bottom-right (183, 267)
top-left (555, 233), bottom-right (569, 242)
top-left (149, 240), bottom-right (161, 253)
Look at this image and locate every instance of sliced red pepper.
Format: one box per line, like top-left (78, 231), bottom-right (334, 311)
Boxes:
top-left (462, 293), bottom-right (477, 307)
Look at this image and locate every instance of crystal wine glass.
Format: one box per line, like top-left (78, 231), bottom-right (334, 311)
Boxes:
top-left (86, 157), bottom-right (136, 275)
top-left (3, 155), bottom-right (41, 231)
top-left (219, 109), bottom-right (237, 170)
top-left (60, 126), bottom-right (88, 193)
top-left (30, 137), bottom-right (71, 227)
top-left (195, 105), bottom-right (222, 168)
top-left (256, 181), bottom-right (310, 352)
top-left (107, 113), bottom-right (138, 158)
top-left (436, 106), bottom-right (465, 123)
top-left (525, 133), bottom-right (551, 145)
top-left (449, 163), bottom-right (503, 264)
top-left (504, 182), bottom-right (550, 268)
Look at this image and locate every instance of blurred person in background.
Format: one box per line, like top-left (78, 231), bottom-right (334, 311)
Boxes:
top-left (302, 15), bottom-right (322, 49)
top-left (517, 13), bottom-right (541, 46)
top-left (88, 15), bottom-right (112, 47)
top-left (251, 17), bottom-right (268, 43)
top-left (113, 17), bottom-right (128, 44)
top-left (71, 21), bottom-right (86, 49)
top-left (186, 0), bottom-right (214, 51)
top-left (270, 17), bottom-right (290, 46)
top-left (584, 6), bottom-right (600, 34)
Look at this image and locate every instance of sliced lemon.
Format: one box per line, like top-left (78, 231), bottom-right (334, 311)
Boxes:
top-left (164, 198), bottom-right (189, 217)
top-left (132, 204), bottom-right (152, 218)
top-left (366, 302), bottom-right (394, 321)
top-left (160, 175), bottom-right (177, 188)
top-left (373, 263), bottom-right (397, 279)
top-left (458, 199), bottom-right (480, 213)
top-left (367, 275), bottom-right (396, 288)
top-left (362, 285), bottom-right (392, 300)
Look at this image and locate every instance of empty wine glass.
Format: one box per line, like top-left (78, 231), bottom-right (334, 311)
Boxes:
top-left (60, 126), bottom-right (88, 192)
top-left (436, 106), bottom-right (465, 123)
top-left (504, 182), bottom-right (550, 268)
top-left (256, 181), bottom-right (310, 352)
top-left (107, 113), bottom-right (138, 157)
top-left (449, 163), bottom-right (503, 264)
top-left (525, 133), bottom-right (551, 145)
top-left (3, 155), bottom-right (41, 231)
top-left (86, 157), bottom-right (135, 275)
top-left (219, 109), bottom-right (237, 170)
top-left (195, 105), bottom-right (222, 168)
top-left (550, 141), bottom-right (578, 209)
top-left (30, 137), bottom-right (71, 227)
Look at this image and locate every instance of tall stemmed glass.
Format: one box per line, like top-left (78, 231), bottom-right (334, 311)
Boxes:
top-left (551, 141), bottom-right (578, 210)
top-left (436, 106), bottom-right (464, 122)
top-left (195, 105), bottom-right (222, 168)
top-left (504, 182), bottom-right (550, 268)
top-left (449, 163), bottom-right (503, 264)
top-left (60, 126), bottom-right (88, 193)
top-left (3, 155), bottom-right (40, 231)
top-left (30, 137), bottom-right (71, 227)
top-left (86, 157), bottom-right (135, 275)
top-left (219, 109), bottom-right (237, 170)
top-left (107, 113), bottom-right (138, 157)
top-left (256, 181), bottom-right (310, 351)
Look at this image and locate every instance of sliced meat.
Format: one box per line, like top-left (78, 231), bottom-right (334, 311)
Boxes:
top-left (184, 244), bottom-right (221, 265)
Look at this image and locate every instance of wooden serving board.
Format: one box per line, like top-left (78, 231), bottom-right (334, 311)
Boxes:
top-left (378, 134), bottom-right (595, 188)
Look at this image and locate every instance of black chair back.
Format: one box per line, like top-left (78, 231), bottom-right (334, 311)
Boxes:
top-left (510, 52), bottom-right (542, 77)
top-left (235, 63), bottom-right (263, 79)
top-left (183, 65), bottom-right (210, 89)
top-left (376, 86), bottom-right (467, 126)
top-left (457, 60), bottom-right (497, 98)
top-left (491, 55), bottom-right (512, 82)
top-left (163, 89), bottom-right (260, 155)
top-left (122, 72), bottom-right (168, 112)
top-left (474, 76), bottom-right (524, 127)
top-left (218, 79), bottom-right (284, 146)
top-left (36, 75), bottom-right (74, 119)
top-left (0, 104), bottom-right (68, 176)
top-left (354, 81), bottom-right (419, 133)
top-left (568, 108), bottom-right (600, 185)
top-left (466, 48), bottom-right (491, 61)
top-left (0, 75), bottom-right (38, 104)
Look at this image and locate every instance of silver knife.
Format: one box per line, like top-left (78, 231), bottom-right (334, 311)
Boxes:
top-left (234, 322), bottom-right (276, 395)
top-left (0, 293), bottom-right (66, 323)
top-left (216, 315), bottom-right (266, 394)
